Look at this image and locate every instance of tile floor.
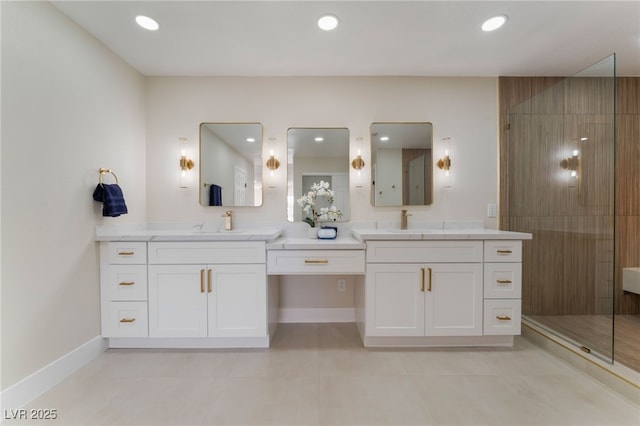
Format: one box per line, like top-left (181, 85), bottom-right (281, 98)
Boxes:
top-left (7, 323), bottom-right (640, 426)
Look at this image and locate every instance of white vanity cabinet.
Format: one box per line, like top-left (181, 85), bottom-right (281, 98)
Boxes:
top-left (147, 242), bottom-right (267, 339)
top-left (365, 241), bottom-right (483, 337)
top-left (483, 240), bottom-right (523, 335)
top-left (99, 242), bottom-right (149, 338)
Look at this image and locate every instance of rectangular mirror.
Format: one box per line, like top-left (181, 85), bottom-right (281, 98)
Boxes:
top-left (199, 123), bottom-right (263, 207)
top-left (370, 122), bottom-right (433, 206)
top-left (287, 128), bottom-right (350, 223)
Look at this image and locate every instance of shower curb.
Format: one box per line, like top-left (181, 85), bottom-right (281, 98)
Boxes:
top-left (522, 319), bottom-right (639, 406)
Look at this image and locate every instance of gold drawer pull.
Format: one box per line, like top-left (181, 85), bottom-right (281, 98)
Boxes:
top-left (496, 250), bottom-right (512, 254)
top-left (420, 268), bottom-right (425, 292)
top-left (208, 269), bottom-right (212, 293)
top-left (119, 318), bottom-right (136, 323)
top-left (427, 267), bottom-right (432, 292)
top-left (496, 279), bottom-right (512, 284)
top-left (119, 281), bottom-right (135, 286)
top-left (496, 315), bottom-right (512, 321)
top-left (118, 251), bottom-right (135, 256)
top-left (305, 259), bottom-right (329, 264)
top-left (200, 269), bottom-right (205, 293)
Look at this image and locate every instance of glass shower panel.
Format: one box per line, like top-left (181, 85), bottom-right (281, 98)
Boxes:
top-left (505, 55), bottom-right (616, 363)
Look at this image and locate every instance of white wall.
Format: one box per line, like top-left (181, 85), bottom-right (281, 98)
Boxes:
top-left (146, 76), bottom-right (498, 229)
top-left (145, 76), bottom-right (498, 310)
top-left (1, 2), bottom-right (146, 390)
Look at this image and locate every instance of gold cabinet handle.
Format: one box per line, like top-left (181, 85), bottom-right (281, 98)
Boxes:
top-left (496, 250), bottom-right (513, 254)
top-left (200, 269), bottom-right (205, 293)
top-left (207, 269), bottom-right (212, 293)
top-left (496, 315), bottom-right (512, 321)
top-left (304, 259), bottom-right (329, 264)
top-left (119, 318), bottom-right (136, 323)
top-left (118, 281), bottom-right (135, 286)
top-left (427, 267), bottom-right (432, 292)
top-left (117, 251), bottom-right (135, 256)
top-left (420, 268), bottom-right (425, 292)
top-left (496, 279), bottom-right (512, 284)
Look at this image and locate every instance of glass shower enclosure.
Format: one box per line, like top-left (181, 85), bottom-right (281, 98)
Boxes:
top-left (503, 55), bottom-right (616, 364)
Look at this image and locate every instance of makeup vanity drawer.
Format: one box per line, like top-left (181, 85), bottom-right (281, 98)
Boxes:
top-left (105, 302), bottom-right (148, 338)
top-left (107, 265), bottom-right (148, 301)
top-left (267, 250), bottom-right (365, 275)
top-left (483, 299), bottom-right (521, 335)
top-left (107, 242), bottom-right (147, 264)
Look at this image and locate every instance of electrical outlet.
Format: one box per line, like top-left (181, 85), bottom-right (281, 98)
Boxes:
top-left (487, 203), bottom-right (497, 218)
top-left (338, 279), bottom-right (346, 292)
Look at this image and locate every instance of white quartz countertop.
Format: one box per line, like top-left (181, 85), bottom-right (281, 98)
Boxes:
top-left (352, 228), bottom-right (533, 241)
top-left (95, 225), bottom-right (283, 242)
top-left (267, 237), bottom-right (366, 250)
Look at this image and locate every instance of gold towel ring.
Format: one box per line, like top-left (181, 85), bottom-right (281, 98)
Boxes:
top-left (98, 168), bottom-right (119, 186)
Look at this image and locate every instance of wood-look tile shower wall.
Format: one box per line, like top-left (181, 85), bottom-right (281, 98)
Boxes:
top-left (499, 76), bottom-right (640, 316)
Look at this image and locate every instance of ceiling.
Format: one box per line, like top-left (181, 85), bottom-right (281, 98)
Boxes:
top-left (52, 1), bottom-right (640, 77)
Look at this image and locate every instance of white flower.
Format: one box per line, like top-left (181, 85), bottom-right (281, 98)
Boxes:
top-left (296, 180), bottom-right (342, 227)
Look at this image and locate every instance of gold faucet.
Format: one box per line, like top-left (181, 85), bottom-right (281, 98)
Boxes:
top-left (222, 210), bottom-right (233, 231)
top-left (400, 209), bottom-right (411, 230)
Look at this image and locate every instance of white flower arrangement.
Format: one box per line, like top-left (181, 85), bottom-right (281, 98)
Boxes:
top-left (296, 180), bottom-right (342, 228)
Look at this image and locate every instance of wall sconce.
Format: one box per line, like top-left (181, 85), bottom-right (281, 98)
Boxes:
top-left (179, 137), bottom-right (194, 188)
top-left (265, 149), bottom-right (280, 188)
top-left (561, 149), bottom-right (580, 187)
top-left (437, 137), bottom-right (452, 187)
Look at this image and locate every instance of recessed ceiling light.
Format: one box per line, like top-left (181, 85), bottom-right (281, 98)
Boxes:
top-left (135, 15), bottom-right (159, 31)
top-left (246, 137), bottom-right (256, 143)
top-left (380, 136), bottom-right (390, 142)
top-left (314, 137), bottom-right (324, 142)
top-left (481, 15), bottom-right (508, 32)
top-left (318, 14), bottom-right (339, 31)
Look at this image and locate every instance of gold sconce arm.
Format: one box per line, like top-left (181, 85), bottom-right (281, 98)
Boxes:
top-left (266, 155), bottom-right (280, 170)
top-left (180, 156), bottom-right (194, 171)
top-left (351, 155), bottom-right (365, 170)
top-left (437, 155), bottom-right (451, 171)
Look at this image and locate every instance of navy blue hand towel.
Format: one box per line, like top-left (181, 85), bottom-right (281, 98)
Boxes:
top-left (209, 184), bottom-right (222, 206)
top-left (93, 184), bottom-right (128, 217)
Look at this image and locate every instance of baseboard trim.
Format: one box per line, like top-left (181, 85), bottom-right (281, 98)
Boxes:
top-left (278, 308), bottom-right (355, 323)
top-left (1, 336), bottom-right (108, 411)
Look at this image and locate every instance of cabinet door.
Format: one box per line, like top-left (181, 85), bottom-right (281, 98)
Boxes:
top-left (148, 265), bottom-right (208, 338)
top-left (365, 264), bottom-right (424, 336)
top-left (207, 264), bottom-right (267, 338)
top-left (425, 263), bottom-right (483, 336)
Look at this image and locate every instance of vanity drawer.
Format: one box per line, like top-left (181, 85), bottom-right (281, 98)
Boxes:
top-left (105, 302), bottom-right (148, 338)
top-left (148, 242), bottom-right (265, 264)
top-left (108, 242), bottom-right (147, 264)
top-left (267, 250), bottom-right (365, 275)
top-left (483, 299), bottom-right (521, 335)
top-left (366, 241), bottom-right (483, 263)
top-left (484, 263), bottom-right (522, 299)
top-left (107, 265), bottom-right (148, 301)
top-left (484, 241), bottom-right (522, 262)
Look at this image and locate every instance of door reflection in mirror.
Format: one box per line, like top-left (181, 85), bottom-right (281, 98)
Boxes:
top-left (370, 122), bottom-right (433, 206)
top-left (199, 123), bottom-right (263, 207)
